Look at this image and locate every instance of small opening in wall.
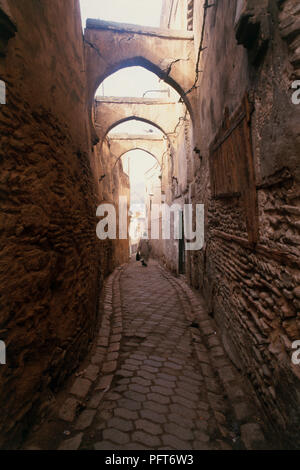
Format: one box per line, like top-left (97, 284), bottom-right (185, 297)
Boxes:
top-left (0, 79), bottom-right (6, 104)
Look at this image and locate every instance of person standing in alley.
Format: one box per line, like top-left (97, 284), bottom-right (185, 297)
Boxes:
top-left (137, 235), bottom-right (151, 267)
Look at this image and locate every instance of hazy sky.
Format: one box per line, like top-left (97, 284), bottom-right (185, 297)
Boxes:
top-left (97, 67), bottom-right (167, 99)
top-left (122, 150), bottom-right (157, 183)
top-left (122, 150), bottom-right (158, 207)
top-left (80, 0), bottom-right (163, 29)
top-left (109, 120), bottom-right (162, 135)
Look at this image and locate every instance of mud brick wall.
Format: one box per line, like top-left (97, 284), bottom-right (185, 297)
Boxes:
top-left (95, 138), bottom-right (130, 274)
top-left (187, 0), bottom-right (300, 446)
top-left (0, 0), bottom-right (102, 447)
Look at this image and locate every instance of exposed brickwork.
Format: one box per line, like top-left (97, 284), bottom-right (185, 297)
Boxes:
top-left (0, 0), bottom-right (129, 448)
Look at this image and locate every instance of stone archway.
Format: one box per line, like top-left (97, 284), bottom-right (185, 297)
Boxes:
top-left (94, 97), bottom-right (187, 143)
top-left (84, 19), bottom-right (197, 143)
top-left (107, 134), bottom-right (167, 169)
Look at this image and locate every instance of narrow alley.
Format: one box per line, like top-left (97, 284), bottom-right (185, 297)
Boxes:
top-left (23, 259), bottom-right (267, 451)
top-left (0, 0), bottom-right (299, 452)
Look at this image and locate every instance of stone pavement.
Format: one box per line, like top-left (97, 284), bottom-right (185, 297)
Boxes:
top-left (23, 259), bottom-right (268, 450)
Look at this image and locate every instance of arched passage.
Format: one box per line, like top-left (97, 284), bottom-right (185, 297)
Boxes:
top-left (94, 95), bottom-right (189, 143)
top-left (108, 134), bottom-right (167, 169)
top-left (84, 19), bottom-right (197, 143)
top-left (105, 117), bottom-right (175, 175)
top-left (92, 57), bottom-right (194, 118)
top-left (114, 149), bottom-right (161, 171)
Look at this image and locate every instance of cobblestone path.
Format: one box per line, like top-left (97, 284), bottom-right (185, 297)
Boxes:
top-left (23, 259), bottom-right (268, 450)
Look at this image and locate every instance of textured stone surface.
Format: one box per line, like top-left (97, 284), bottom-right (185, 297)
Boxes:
top-left (1, 0), bottom-right (299, 451)
top-left (34, 261), bottom-right (268, 450)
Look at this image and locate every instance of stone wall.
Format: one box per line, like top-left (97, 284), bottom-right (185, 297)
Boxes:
top-left (0, 0), bottom-right (107, 448)
top-left (162, 0), bottom-right (300, 447)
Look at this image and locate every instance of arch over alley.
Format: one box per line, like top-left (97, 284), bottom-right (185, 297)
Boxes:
top-left (94, 96), bottom-right (188, 143)
top-left (107, 134), bottom-right (167, 168)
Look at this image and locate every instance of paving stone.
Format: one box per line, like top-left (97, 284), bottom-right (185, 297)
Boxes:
top-left (96, 374), bottom-right (113, 390)
top-left (88, 392), bottom-right (105, 409)
top-left (105, 392), bottom-right (122, 401)
top-left (103, 428), bottom-right (130, 445)
top-left (207, 392), bottom-right (226, 411)
top-left (51, 261), bottom-right (267, 452)
top-left (204, 378), bottom-right (222, 394)
top-left (233, 402), bottom-right (253, 422)
top-left (114, 407), bottom-right (139, 421)
top-left (70, 378), bottom-right (91, 398)
top-left (149, 355), bottom-right (165, 362)
top-left (162, 434), bottom-right (192, 450)
top-left (157, 372), bottom-right (177, 382)
top-left (176, 381), bottom-right (199, 394)
top-left (132, 377), bottom-right (152, 387)
top-left (169, 404), bottom-right (196, 420)
top-left (143, 400), bottom-right (169, 414)
top-left (98, 408), bottom-right (114, 421)
top-left (197, 409), bottom-right (210, 420)
top-left (126, 358), bottom-right (143, 366)
top-left (198, 401), bottom-right (210, 411)
top-left (123, 443), bottom-right (149, 450)
top-left (102, 361), bottom-right (117, 374)
top-left (132, 431), bottom-right (161, 448)
top-left (143, 365), bottom-right (159, 373)
top-left (194, 430), bottom-right (210, 442)
top-left (144, 359), bottom-right (162, 368)
top-left (58, 433), bottom-right (83, 451)
top-left (175, 388), bottom-right (199, 402)
top-left (122, 363), bottom-right (138, 371)
top-left (108, 343), bottom-right (120, 353)
top-left (131, 353), bottom-right (147, 361)
top-left (112, 327), bottom-right (122, 335)
top-left (118, 398), bottom-right (142, 411)
top-left (167, 356), bottom-right (185, 366)
top-left (164, 422), bottom-right (194, 441)
top-left (136, 419), bottom-right (163, 436)
top-left (110, 334), bottom-right (122, 343)
top-left (124, 390), bottom-right (146, 402)
top-left (84, 365), bottom-right (100, 382)
top-left (75, 409), bottom-right (96, 430)
top-left (115, 369), bottom-right (133, 378)
top-left (172, 395), bottom-right (197, 409)
top-left (169, 413), bottom-right (194, 428)
top-left (107, 417), bottom-right (134, 432)
top-left (128, 383), bottom-right (150, 394)
top-left (106, 352), bottom-right (118, 361)
top-left (140, 409), bottom-right (167, 424)
top-left (98, 337), bottom-right (109, 347)
top-left (94, 441), bottom-right (118, 450)
top-left (147, 393), bottom-right (170, 405)
top-left (58, 397), bottom-right (81, 423)
top-left (151, 385), bottom-right (173, 396)
top-left (193, 441), bottom-right (211, 450)
top-left (240, 423), bottom-right (266, 450)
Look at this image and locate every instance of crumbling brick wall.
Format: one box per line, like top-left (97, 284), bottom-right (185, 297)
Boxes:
top-left (191, 0), bottom-right (300, 446)
top-left (0, 0), bottom-right (103, 448)
top-left (162, 0), bottom-right (300, 446)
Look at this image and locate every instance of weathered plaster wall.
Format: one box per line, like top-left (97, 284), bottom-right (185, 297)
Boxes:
top-left (149, 115), bottom-right (192, 275)
top-left (95, 138), bottom-right (130, 273)
top-left (0, 0), bottom-right (102, 448)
